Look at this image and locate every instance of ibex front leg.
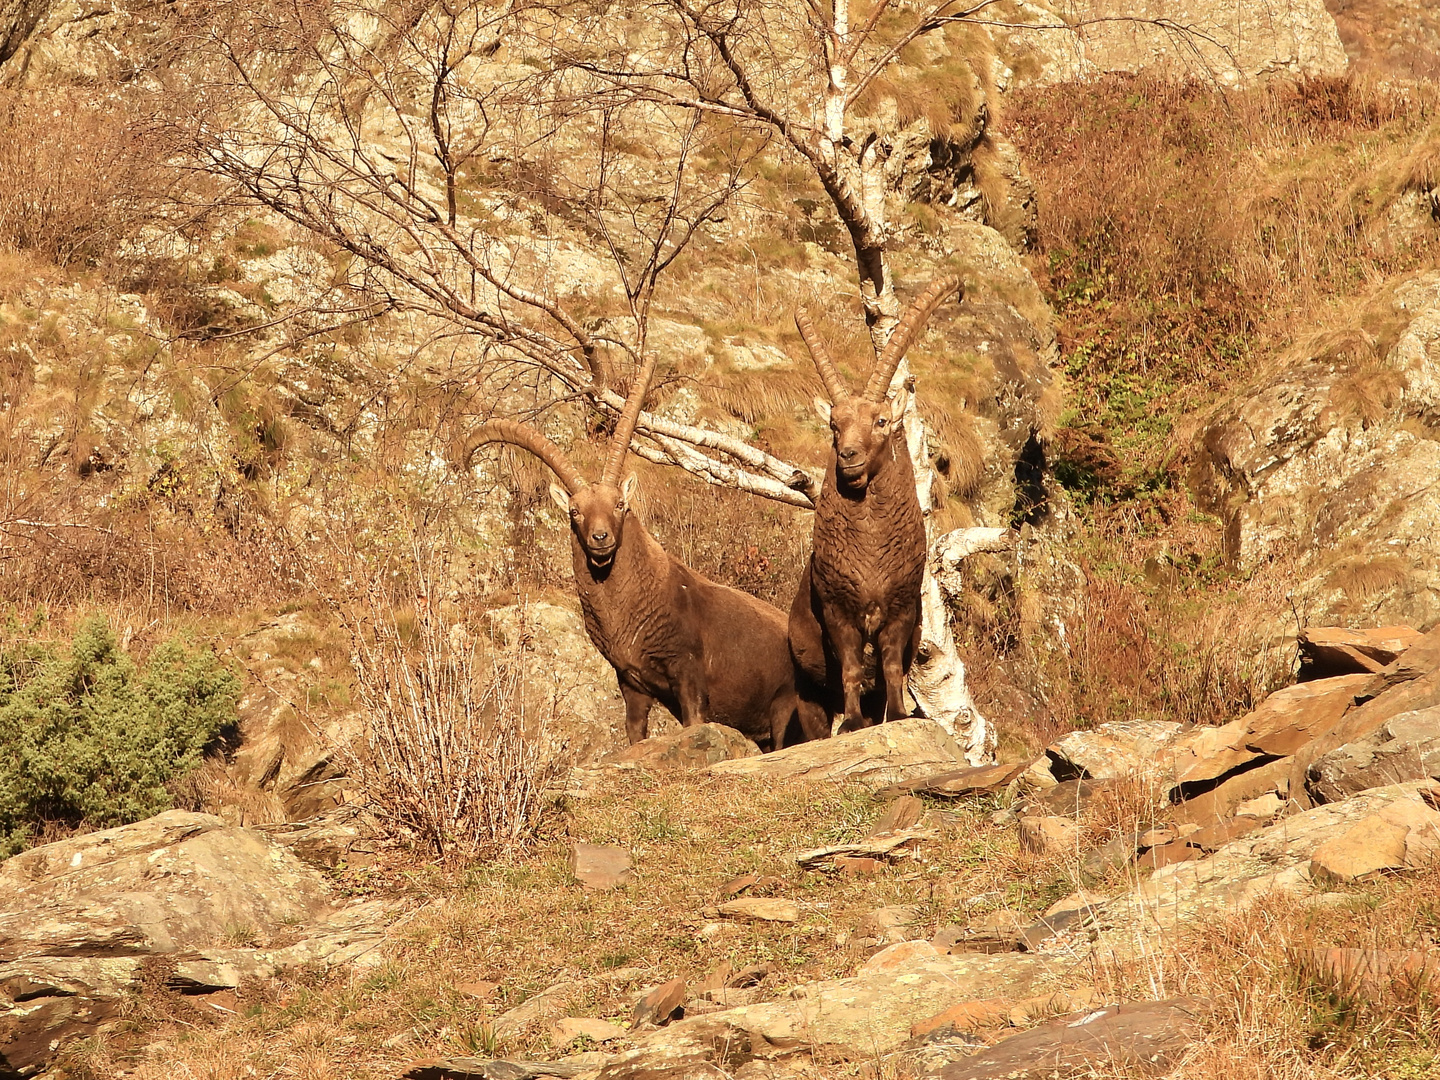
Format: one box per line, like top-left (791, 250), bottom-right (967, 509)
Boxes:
top-left (826, 611), bottom-right (869, 730)
top-left (621, 683), bottom-right (656, 744)
top-left (877, 613), bottom-right (917, 723)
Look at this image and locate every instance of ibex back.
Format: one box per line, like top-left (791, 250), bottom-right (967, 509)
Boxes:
top-left (789, 277), bottom-right (959, 729)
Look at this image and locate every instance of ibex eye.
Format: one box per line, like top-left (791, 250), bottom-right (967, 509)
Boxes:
top-left (875, 417), bottom-right (887, 427)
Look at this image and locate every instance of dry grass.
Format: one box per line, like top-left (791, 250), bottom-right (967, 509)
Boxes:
top-left (63, 771), bottom-right (1088, 1078)
top-left (65, 752), bottom-right (1440, 1080)
top-left (0, 90), bottom-right (172, 266)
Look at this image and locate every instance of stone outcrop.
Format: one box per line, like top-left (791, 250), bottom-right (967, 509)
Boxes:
top-left (934, 998), bottom-right (1203, 1080)
top-left (1196, 273), bottom-right (1440, 628)
top-left (1307, 705), bottom-right (1440, 803)
top-left (993, 0), bottom-right (1346, 88)
top-left (0, 811), bottom-right (388, 1076)
top-left (1025, 719), bottom-right (1182, 784)
top-left (614, 724), bottom-right (759, 772)
top-left (602, 951), bottom-right (1061, 1071)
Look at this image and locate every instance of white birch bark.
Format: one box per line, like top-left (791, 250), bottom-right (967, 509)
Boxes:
top-left (892, 360), bottom-right (1003, 765)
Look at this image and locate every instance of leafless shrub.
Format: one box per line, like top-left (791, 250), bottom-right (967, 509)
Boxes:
top-left (335, 542), bottom-right (564, 862)
top-left (0, 90), bottom-right (170, 265)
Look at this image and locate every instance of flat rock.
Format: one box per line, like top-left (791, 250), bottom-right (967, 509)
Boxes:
top-left (1040, 720), bottom-right (1182, 782)
top-left (1300, 626), bottom-right (1423, 680)
top-left (618, 951), bottom-right (1058, 1065)
top-left (794, 828), bottom-right (936, 871)
top-left (632, 977), bottom-right (687, 1028)
top-left (1017, 816), bottom-right (1081, 856)
top-left (1308, 798), bottom-right (1440, 883)
top-left (709, 718), bottom-right (966, 785)
top-left (1173, 676), bottom-right (1369, 796)
top-left (869, 795), bottom-right (926, 834)
top-left (553, 1017), bottom-right (627, 1045)
top-left (933, 998), bottom-right (1204, 1079)
top-left (494, 981), bottom-right (585, 1038)
top-left (717, 898), bottom-right (799, 923)
top-left (911, 999), bottom-right (1011, 1038)
top-left (0, 811), bottom-right (385, 1077)
top-left (876, 762), bottom-right (1027, 800)
top-left (0, 810), bottom-right (332, 961)
top-left (1289, 663), bottom-right (1440, 804)
top-left (857, 905), bottom-right (920, 944)
top-left (862, 940), bottom-right (940, 973)
top-left (1307, 705), bottom-right (1440, 803)
top-left (615, 724), bottom-right (760, 772)
top-left (570, 844), bottom-right (634, 891)
top-left (256, 807), bottom-right (380, 869)
top-left (1096, 783), bottom-right (1440, 953)
top-left (1014, 779), bottom-right (1119, 819)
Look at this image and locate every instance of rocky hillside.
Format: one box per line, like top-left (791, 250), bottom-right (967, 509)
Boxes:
top-left (8, 624), bottom-right (1440, 1077)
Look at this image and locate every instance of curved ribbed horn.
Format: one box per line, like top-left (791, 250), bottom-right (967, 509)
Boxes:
top-left (795, 309), bottom-right (851, 403)
top-left (863, 275), bottom-right (960, 402)
top-left (464, 419), bottom-right (589, 495)
top-left (602, 353), bottom-right (660, 486)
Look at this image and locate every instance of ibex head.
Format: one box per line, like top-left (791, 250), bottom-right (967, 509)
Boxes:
top-left (464, 355), bottom-right (656, 571)
top-left (796, 276), bottom-right (959, 492)
top-left (549, 476), bottom-right (637, 569)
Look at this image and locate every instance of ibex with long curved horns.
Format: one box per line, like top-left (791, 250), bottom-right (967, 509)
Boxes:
top-left (789, 276), bottom-right (960, 730)
top-left (464, 359), bottom-right (828, 751)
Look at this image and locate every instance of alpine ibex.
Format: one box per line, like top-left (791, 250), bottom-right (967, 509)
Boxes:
top-left (788, 276), bottom-right (959, 730)
top-left (464, 362), bottom-right (828, 751)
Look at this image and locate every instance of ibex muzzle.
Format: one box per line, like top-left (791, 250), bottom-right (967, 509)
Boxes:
top-left (815, 391), bottom-right (910, 492)
top-left (550, 477), bottom-right (637, 570)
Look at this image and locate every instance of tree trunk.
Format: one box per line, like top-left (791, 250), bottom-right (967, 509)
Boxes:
top-left (894, 359), bottom-right (1000, 765)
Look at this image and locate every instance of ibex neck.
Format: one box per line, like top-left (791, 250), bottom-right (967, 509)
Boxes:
top-left (571, 520), bottom-right (671, 660)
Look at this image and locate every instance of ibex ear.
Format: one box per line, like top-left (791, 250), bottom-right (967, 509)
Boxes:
top-left (548, 482), bottom-right (570, 513)
top-left (888, 386), bottom-right (910, 424)
top-left (813, 397), bottom-right (832, 424)
top-left (621, 473), bottom-right (639, 506)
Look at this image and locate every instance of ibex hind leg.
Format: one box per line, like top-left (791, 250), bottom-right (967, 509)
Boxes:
top-left (620, 683), bottom-right (656, 744)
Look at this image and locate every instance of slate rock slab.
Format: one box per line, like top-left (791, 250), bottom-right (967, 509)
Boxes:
top-left (1308, 705), bottom-right (1440, 803)
top-left (932, 998), bottom-right (1204, 1079)
top-left (0, 810), bottom-right (332, 960)
top-left (570, 844), bottom-right (634, 891)
top-left (718, 898), bottom-right (799, 923)
top-left (709, 718), bottom-right (966, 785)
top-left (1299, 626), bottom-right (1422, 680)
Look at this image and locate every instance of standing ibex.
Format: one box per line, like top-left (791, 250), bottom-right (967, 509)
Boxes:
top-left (788, 276), bottom-right (959, 730)
top-left (464, 360), bottom-right (828, 751)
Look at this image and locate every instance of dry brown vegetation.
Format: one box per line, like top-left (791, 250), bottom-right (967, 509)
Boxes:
top-left (1012, 74), bottom-right (1440, 507)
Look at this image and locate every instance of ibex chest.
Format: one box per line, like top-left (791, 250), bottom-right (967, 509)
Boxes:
top-left (811, 475), bottom-right (926, 615)
top-left (571, 536), bottom-right (683, 680)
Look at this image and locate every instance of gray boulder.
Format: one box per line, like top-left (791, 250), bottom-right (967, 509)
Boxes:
top-left (0, 810), bottom-right (387, 1076)
top-left (1307, 705), bottom-right (1440, 803)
